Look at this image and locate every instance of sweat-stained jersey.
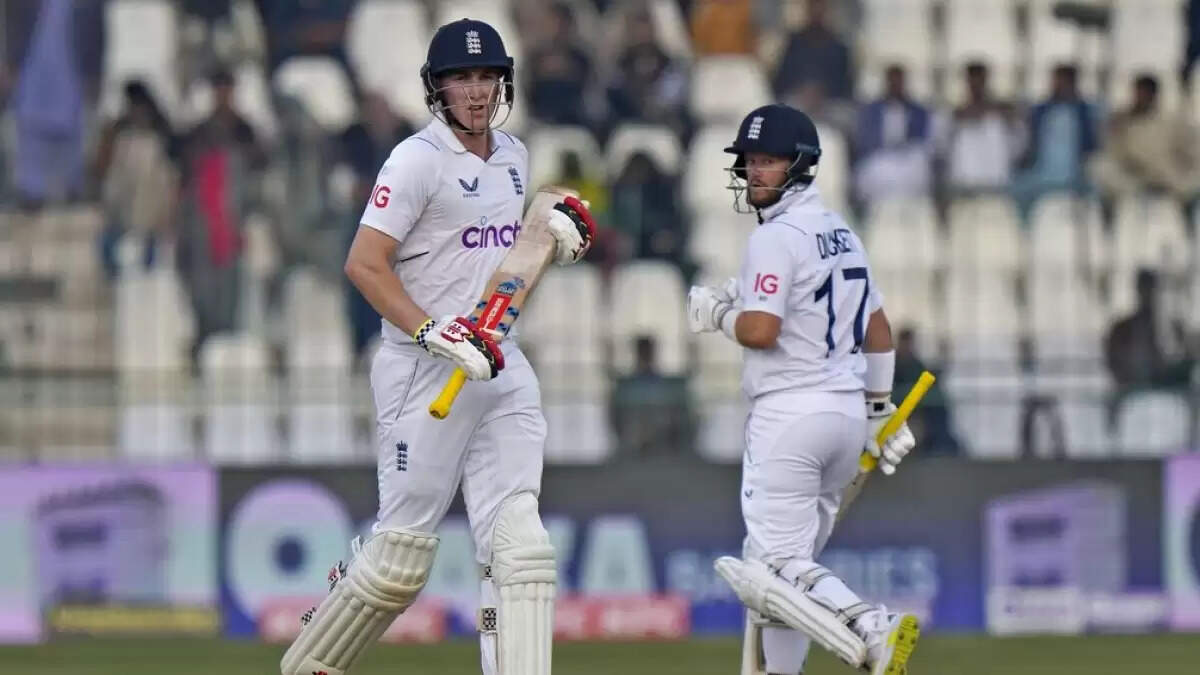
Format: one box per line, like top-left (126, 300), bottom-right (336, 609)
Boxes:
top-left (738, 185), bottom-right (883, 399)
top-left (359, 117), bottom-right (529, 345)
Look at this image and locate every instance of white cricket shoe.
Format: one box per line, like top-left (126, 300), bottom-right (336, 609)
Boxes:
top-left (854, 608), bottom-right (920, 675)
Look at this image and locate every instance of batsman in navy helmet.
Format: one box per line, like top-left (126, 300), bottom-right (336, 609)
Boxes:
top-left (724, 103), bottom-right (822, 216)
top-left (688, 103), bottom-right (921, 675)
top-left (282, 17), bottom-right (596, 675)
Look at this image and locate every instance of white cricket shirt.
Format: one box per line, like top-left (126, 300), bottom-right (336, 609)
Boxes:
top-left (738, 185), bottom-right (883, 400)
top-left (359, 118), bottom-right (529, 345)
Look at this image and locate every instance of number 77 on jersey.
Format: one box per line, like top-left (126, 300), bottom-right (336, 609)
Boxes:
top-left (428, 186), bottom-right (580, 419)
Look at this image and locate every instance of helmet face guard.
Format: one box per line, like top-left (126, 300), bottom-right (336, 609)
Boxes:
top-left (421, 64), bottom-right (515, 133)
top-left (725, 146), bottom-right (820, 214)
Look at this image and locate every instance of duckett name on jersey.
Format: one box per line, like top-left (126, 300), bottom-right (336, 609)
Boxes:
top-left (815, 227), bottom-right (856, 260)
top-left (461, 217), bottom-right (521, 249)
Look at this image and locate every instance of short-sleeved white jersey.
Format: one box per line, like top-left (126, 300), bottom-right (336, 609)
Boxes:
top-left (738, 185), bottom-right (883, 399)
top-left (359, 118), bottom-right (529, 345)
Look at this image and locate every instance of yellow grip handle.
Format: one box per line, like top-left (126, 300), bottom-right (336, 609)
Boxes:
top-left (429, 368), bottom-right (468, 419)
top-left (859, 370), bottom-right (937, 472)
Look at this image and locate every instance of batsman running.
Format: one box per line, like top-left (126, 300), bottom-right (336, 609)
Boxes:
top-left (280, 18), bottom-right (595, 675)
top-left (686, 104), bottom-right (920, 675)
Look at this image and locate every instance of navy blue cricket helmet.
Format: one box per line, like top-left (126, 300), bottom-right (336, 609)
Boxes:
top-left (724, 104), bottom-right (821, 211)
top-left (421, 19), bottom-right (516, 128)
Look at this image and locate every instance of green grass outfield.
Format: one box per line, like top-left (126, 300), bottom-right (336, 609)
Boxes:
top-left (1, 633), bottom-right (1197, 674)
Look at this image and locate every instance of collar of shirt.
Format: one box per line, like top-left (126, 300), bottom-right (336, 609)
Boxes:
top-left (428, 116), bottom-right (501, 156)
top-left (759, 183), bottom-right (823, 222)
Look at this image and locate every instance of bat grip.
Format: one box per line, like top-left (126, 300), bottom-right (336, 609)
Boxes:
top-left (858, 371), bottom-right (937, 471)
top-left (429, 368), bottom-right (468, 419)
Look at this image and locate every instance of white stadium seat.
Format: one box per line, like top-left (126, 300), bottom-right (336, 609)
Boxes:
top-left (1029, 195), bottom-right (1105, 271)
top-left (527, 126), bottom-right (603, 192)
top-left (648, 0), bottom-right (694, 62)
top-left (606, 124), bottom-right (684, 178)
top-left (200, 334), bottom-right (281, 464)
top-left (103, 0), bottom-right (181, 121)
top-left (273, 57), bottom-right (357, 131)
top-left (519, 265), bottom-right (608, 397)
top-left (865, 197), bottom-right (940, 270)
top-left (690, 56), bottom-right (771, 124)
top-left (688, 212), bottom-right (754, 281)
top-left (1058, 399), bottom-right (1113, 458)
top-left (544, 402), bottom-right (614, 464)
top-left (684, 124), bottom-right (741, 216)
top-left (119, 401), bottom-right (196, 461)
top-left (814, 123), bottom-right (850, 214)
top-left (858, 0), bottom-right (935, 100)
top-left (609, 261), bottom-right (688, 375)
top-left (945, 272), bottom-right (1021, 345)
top-left (696, 399), bottom-right (750, 463)
top-left (348, 0), bottom-right (432, 125)
top-left (945, 373), bottom-right (1024, 458)
top-left (1111, 0), bottom-right (1185, 78)
top-left (943, 0), bottom-right (1019, 101)
top-left (115, 268), bottom-right (194, 377)
top-left (1026, 0), bottom-right (1103, 99)
top-left (947, 196), bottom-right (1023, 273)
top-left (1117, 391), bottom-right (1190, 456)
top-left (1112, 195), bottom-right (1190, 273)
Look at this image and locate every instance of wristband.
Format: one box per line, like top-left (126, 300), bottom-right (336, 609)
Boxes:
top-left (413, 318), bottom-right (435, 351)
top-left (864, 349), bottom-right (895, 395)
top-left (719, 307), bottom-right (740, 341)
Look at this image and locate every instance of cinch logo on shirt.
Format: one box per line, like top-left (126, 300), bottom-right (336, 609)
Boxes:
top-left (462, 217), bottom-right (521, 248)
top-left (815, 228), bottom-right (855, 260)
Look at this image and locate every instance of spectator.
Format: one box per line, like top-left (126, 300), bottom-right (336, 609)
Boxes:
top-left (5, 0), bottom-right (106, 208)
top-left (606, 7), bottom-right (690, 138)
top-left (772, 0), bottom-right (853, 105)
top-left (176, 68), bottom-right (265, 368)
top-left (941, 62), bottom-right (1023, 196)
top-left (691, 0), bottom-right (756, 56)
top-left (340, 91), bottom-right (413, 363)
top-left (1090, 74), bottom-right (1200, 226)
top-left (610, 336), bottom-right (696, 458)
top-left (854, 64), bottom-right (933, 206)
top-left (556, 150), bottom-right (609, 223)
top-left (1104, 269), bottom-right (1195, 428)
top-left (253, 0), bottom-right (354, 82)
top-left (1010, 64), bottom-right (1099, 224)
top-left (95, 81), bottom-right (180, 280)
top-left (527, 2), bottom-right (595, 127)
top-left (608, 152), bottom-right (686, 266)
top-left (895, 326), bottom-right (960, 456)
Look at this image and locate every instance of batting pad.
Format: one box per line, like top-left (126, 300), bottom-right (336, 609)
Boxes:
top-left (489, 493), bottom-right (556, 675)
top-left (280, 529), bottom-right (438, 675)
top-left (715, 556), bottom-right (867, 668)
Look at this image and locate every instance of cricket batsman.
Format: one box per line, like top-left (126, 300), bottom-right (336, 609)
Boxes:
top-left (686, 104), bottom-right (920, 675)
top-left (280, 18), bottom-right (595, 675)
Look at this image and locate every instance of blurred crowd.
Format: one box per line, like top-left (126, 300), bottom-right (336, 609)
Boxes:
top-left (5, 0), bottom-right (1200, 461)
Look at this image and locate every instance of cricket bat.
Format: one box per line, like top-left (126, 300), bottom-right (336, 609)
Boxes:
top-left (836, 371), bottom-right (936, 522)
top-left (428, 185), bottom-right (580, 419)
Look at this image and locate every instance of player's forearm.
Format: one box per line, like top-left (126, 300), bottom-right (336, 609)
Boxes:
top-left (344, 259), bottom-right (429, 336)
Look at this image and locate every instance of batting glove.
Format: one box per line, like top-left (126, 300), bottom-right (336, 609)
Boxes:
top-left (414, 315), bottom-right (505, 380)
top-left (865, 397), bottom-right (915, 475)
top-left (687, 280), bottom-right (738, 335)
top-left (548, 196), bottom-right (596, 265)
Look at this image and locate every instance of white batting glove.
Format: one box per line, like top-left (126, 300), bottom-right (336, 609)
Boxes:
top-left (413, 315), bottom-right (505, 380)
top-left (865, 397), bottom-right (915, 475)
top-left (547, 196), bottom-right (596, 265)
top-left (687, 283), bottom-right (737, 334)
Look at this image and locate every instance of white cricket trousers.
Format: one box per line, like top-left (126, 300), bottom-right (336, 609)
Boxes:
top-left (370, 340), bottom-right (546, 564)
top-left (741, 390), bottom-right (867, 674)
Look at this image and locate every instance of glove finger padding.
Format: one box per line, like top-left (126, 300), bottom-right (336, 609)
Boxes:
top-left (463, 321), bottom-right (505, 377)
top-left (549, 197), bottom-right (596, 264)
top-left (415, 316), bottom-right (505, 380)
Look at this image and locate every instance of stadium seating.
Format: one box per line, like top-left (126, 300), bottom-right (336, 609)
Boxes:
top-left (690, 56), bottom-right (772, 124)
top-left (943, 0), bottom-right (1019, 101)
top-left (347, 0), bottom-right (432, 125)
top-left (609, 261), bottom-right (688, 375)
top-left (1117, 390), bottom-right (1191, 455)
top-left (857, 0), bottom-right (935, 101)
top-left (102, 0), bottom-right (181, 121)
top-left (273, 57), bottom-right (357, 131)
top-left (683, 123), bottom-right (741, 217)
top-left (519, 265), bottom-right (609, 397)
top-left (688, 212), bottom-right (752, 281)
top-left (200, 333), bottom-right (281, 464)
top-left (1025, 0), bottom-right (1104, 99)
top-left (527, 126), bottom-right (603, 192)
top-left (813, 123), bottom-right (850, 214)
top-left (606, 124), bottom-right (684, 178)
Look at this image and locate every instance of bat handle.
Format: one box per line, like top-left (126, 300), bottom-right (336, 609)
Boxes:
top-left (858, 370), bottom-right (937, 472)
top-left (429, 368), bottom-right (468, 419)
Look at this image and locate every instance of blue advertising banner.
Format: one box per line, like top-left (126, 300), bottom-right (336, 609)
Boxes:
top-left (217, 458), bottom-right (1166, 640)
